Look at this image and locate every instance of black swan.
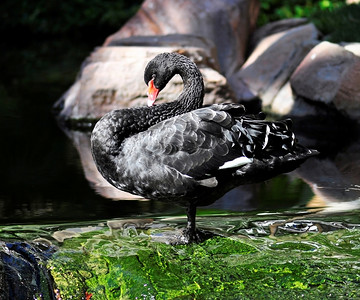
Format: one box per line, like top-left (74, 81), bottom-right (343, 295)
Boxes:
top-left (91, 52), bottom-right (318, 242)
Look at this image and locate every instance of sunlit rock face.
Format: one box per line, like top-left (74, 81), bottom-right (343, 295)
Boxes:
top-left (54, 0), bottom-right (260, 121)
top-left (230, 22), bottom-right (319, 103)
top-left (291, 41), bottom-right (360, 121)
top-left (55, 45), bottom-right (236, 120)
top-left (104, 0), bottom-right (260, 78)
top-left (54, 0), bottom-right (360, 122)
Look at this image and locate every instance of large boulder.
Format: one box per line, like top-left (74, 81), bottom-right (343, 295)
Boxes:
top-left (104, 0), bottom-right (260, 78)
top-left (249, 18), bottom-right (309, 51)
top-left (291, 41), bottom-right (360, 121)
top-left (55, 44), bottom-right (236, 120)
top-left (107, 34), bottom-right (221, 71)
top-left (229, 23), bottom-right (319, 103)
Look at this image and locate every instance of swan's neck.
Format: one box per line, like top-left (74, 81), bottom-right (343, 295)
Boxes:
top-left (174, 58), bottom-right (204, 113)
top-left (91, 56), bottom-right (204, 160)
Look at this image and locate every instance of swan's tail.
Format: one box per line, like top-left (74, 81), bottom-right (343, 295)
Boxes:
top-left (231, 115), bottom-right (299, 158)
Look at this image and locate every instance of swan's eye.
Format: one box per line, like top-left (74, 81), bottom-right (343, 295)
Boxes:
top-left (152, 74), bottom-right (156, 79)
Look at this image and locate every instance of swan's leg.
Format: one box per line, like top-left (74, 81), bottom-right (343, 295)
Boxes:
top-left (185, 203), bottom-right (197, 242)
top-left (183, 202), bottom-right (215, 243)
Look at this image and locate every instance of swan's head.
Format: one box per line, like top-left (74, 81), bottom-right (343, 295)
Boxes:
top-left (144, 53), bottom-right (179, 106)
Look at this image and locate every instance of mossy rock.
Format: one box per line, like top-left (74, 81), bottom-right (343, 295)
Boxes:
top-left (48, 226), bottom-right (360, 299)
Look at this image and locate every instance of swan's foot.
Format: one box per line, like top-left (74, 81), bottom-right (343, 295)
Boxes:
top-left (179, 203), bottom-right (215, 244)
top-left (181, 227), bottom-right (215, 244)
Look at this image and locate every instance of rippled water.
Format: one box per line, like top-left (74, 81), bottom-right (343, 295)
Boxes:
top-left (1, 207), bottom-right (360, 299)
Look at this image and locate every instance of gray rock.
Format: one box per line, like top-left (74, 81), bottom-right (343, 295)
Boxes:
top-left (249, 18), bottom-right (309, 51)
top-left (104, 0), bottom-right (260, 78)
top-left (230, 23), bottom-right (319, 104)
top-left (291, 41), bottom-right (360, 120)
top-left (0, 241), bottom-right (56, 299)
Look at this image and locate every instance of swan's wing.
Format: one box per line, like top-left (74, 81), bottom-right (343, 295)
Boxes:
top-left (131, 104), bottom-right (263, 179)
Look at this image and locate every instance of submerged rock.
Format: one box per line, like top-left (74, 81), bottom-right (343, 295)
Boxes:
top-left (65, 130), bottom-right (143, 199)
top-left (0, 241), bottom-right (56, 299)
top-left (296, 139), bottom-right (360, 208)
top-left (46, 216), bottom-right (360, 299)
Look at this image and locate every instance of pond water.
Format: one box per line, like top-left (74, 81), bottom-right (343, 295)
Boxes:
top-left (1, 36), bottom-right (360, 299)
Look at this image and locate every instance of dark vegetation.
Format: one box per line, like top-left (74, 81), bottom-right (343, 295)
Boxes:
top-left (0, 0), bottom-right (143, 40)
top-left (258, 0), bottom-right (346, 26)
top-left (1, 0), bottom-right (359, 42)
top-left (258, 0), bottom-right (360, 42)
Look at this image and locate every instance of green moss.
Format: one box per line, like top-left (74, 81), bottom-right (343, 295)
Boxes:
top-left (270, 241), bottom-right (317, 251)
top-left (47, 225), bottom-right (360, 299)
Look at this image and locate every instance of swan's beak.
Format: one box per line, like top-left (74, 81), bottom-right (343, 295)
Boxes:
top-left (147, 79), bottom-right (160, 106)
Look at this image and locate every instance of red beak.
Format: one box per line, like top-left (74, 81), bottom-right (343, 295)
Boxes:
top-left (147, 78), bottom-right (160, 106)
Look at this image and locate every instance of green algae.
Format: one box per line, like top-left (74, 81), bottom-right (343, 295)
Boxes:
top-left (46, 218), bottom-right (360, 300)
top-left (1, 213), bottom-right (359, 299)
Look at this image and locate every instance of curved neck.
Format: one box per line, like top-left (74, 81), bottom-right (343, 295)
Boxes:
top-left (174, 55), bottom-right (204, 113)
top-left (91, 54), bottom-right (205, 157)
top-left (140, 54), bottom-right (205, 128)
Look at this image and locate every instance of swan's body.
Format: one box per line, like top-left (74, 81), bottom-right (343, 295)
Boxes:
top-left (91, 52), bottom-right (317, 242)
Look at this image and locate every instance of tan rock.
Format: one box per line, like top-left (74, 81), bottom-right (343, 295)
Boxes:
top-left (249, 18), bottom-right (309, 51)
top-left (291, 41), bottom-right (360, 120)
top-left (230, 23), bottom-right (319, 104)
top-left (271, 82), bottom-right (294, 115)
top-left (56, 46), bottom-right (236, 120)
top-left (343, 42), bottom-right (360, 57)
top-left (271, 83), bottom-right (319, 118)
top-left (104, 0), bottom-right (260, 77)
top-left (107, 34), bottom-right (221, 71)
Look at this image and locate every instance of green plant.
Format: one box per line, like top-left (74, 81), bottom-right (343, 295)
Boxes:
top-left (311, 3), bottom-right (360, 42)
top-left (257, 0), bottom-right (346, 26)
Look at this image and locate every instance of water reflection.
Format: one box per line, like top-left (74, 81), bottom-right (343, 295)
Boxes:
top-left (295, 128), bottom-right (360, 212)
top-left (61, 128), bottom-right (142, 200)
top-left (64, 127), bottom-right (312, 211)
top-left (63, 115), bottom-right (360, 215)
